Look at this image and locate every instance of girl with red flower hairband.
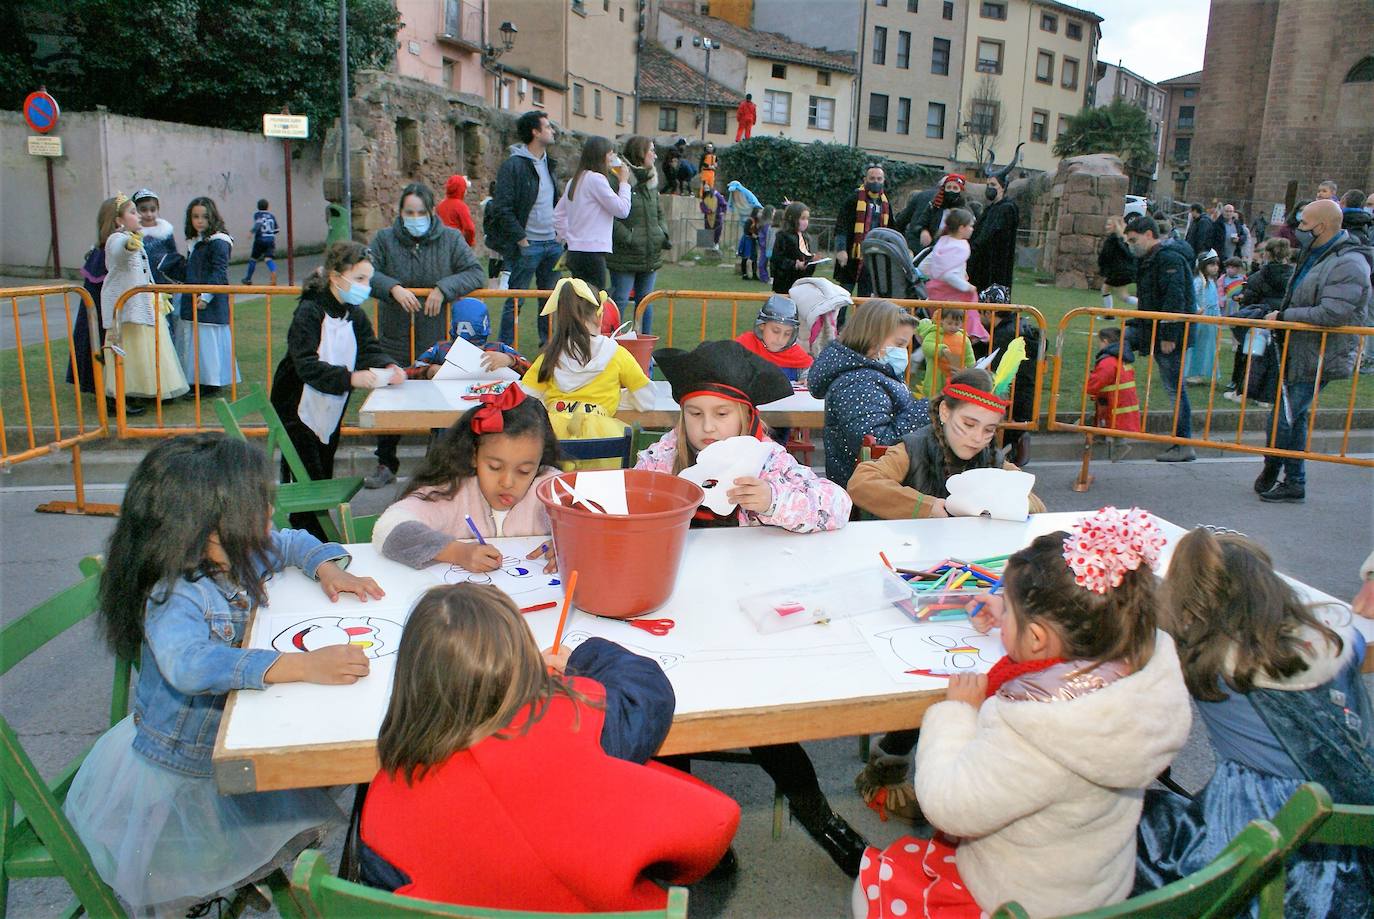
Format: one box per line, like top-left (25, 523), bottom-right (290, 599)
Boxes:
top-left (372, 385), bottom-right (561, 573)
top-left (854, 507), bottom-right (1192, 919)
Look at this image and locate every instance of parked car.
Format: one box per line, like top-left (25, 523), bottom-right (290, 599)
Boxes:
top-left (1124, 195), bottom-right (1150, 217)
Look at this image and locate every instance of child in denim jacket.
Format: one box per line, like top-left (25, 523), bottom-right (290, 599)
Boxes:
top-left (64, 433), bottom-right (385, 914)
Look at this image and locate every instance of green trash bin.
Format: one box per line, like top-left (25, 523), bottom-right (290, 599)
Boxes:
top-left (326, 203), bottom-right (350, 245)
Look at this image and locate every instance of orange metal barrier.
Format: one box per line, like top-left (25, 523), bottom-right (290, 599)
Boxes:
top-left (0, 284), bottom-right (114, 515)
top-left (1048, 307), bottom-right (1373, 489)
top-left (633, 290), bottom-right (1050, 432)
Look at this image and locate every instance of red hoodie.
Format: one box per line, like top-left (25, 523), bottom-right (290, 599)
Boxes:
top-left (436, 175), bottom-right (476, 246)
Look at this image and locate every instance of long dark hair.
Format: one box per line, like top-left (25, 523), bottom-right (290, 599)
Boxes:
top-left (1003, 531), bottom-right (1158, 673)
top-left (302, 241), bottom-right (371, 298)
top-left (568, 136), bottom-right (613, 201)
top-left (537, 284), bottom-right (600, 383)
top-left (402, 397), bottom-right (560, 501)
top-left (622, 135), bottom-right (652, 168)
top-left (99, 434), bottom-right (276, 661)
top-left (782, 201), bottom-right (809, 233)
top-left (398, 182), bottom-right (436, 216)
top-left (184, 196), bottom-right (227, 240)
top-left (1161, 528), bottom-right (1343, 701)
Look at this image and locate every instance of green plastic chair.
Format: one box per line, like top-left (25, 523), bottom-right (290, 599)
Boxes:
top-left (214, 384), bottom-right (363, 542)
top-left (0, 557), bottom-right (131, 917)
top-left (1258, 781), bottom-right (1373, 918)
top-left (279, 848), bottom-right (689, 918)
top-left (338, 503), bottom-right (380, 544)
top-left (991, 818), bottom-right (1284, 919)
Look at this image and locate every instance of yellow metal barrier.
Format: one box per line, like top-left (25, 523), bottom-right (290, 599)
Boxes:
top-left (0, 284), bottom-right (114, 515)
top-left (1049, 307), bottom-right (1372, 489)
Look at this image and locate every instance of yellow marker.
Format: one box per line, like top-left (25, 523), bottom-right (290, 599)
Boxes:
top-left (949, 570), bottom-right (972, 590)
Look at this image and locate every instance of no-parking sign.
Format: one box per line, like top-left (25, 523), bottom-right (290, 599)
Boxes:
top-left (23, 90), bottom-right (60, 134)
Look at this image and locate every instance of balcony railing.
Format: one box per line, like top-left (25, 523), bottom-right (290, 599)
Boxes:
top-left (443, 0), bottom-right (484, 48)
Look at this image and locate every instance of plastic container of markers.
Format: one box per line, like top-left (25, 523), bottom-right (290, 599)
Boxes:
top-left (893, 587), bottom-right (985, 623)
top-left (740, 567), bottom-right (913, 634)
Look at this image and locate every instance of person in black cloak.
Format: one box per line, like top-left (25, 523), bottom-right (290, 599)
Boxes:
top-left (967, 142), bottom-right (1023, 293)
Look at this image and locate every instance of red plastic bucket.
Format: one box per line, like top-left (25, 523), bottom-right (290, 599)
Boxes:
top-left (536, 469), bottom-right (703, 618)
top-left (615, 335), bottom-right (659, 375)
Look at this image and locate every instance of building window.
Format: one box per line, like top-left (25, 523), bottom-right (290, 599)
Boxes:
top-left (1346, 57), bottom-right (1374, 82)
top-left (808, 95), bottom-right (836, 131)
top-left (1056, 114), bottom-right (1070, 138)
top-left (869, 92), bottom-right (889, 131)
top-left (619, 6), bottom-right (624, 20)
top-left (926, 101), bottom-right (946, 138)
top-left (1066, 20), bottom-right (1082, 40)
top-left (708, 108), bottom-right (726, 134)
top-left (772, 63), bottom-right (787, 79)
top-left (896, 97), bottom-right (911, 134)
top-left (818, 70), bottom-right (831, 85)
top-left (1173, 137), bottom-right (1191, 162)
top-left (658, 106), bottom-right (678, 131)
top-left (594, 88), bottom-right (602, 118)
top-left (980, 1), bottom-right (1006, 20)
top-left (396, 118), bottom-right (421, 174)
top-left (897, 31), bottom-right (911, 68)
top-left (572, 83), bottom-right (585, 114)
top-left (532, 86), bottom-right (545, 106)
top-left (615, 95), bottom-right (625, 124)
top-left (763, 89), bottom-right (792, 124)
top-left (1183, 87), bottom-right (1196, 98)
top-left (1040, 12), bottom-right (1057, 32)
top-left (908, 0), bottom-right (919, 10)
top-left (572, 0), bottom-right (586, 14)
top-left (970, 100), bottom-right (998, 134)
top-left (1177, 105), bottom-right (1194, 129)
top-left (1030, 109), bottom-right (1048, 142)
top-left (932, 37), bottom-right (951, 75)
top-left (873, 26), bottom-right (887, 65)
top-left (1036, 50), bottom-right (1054, 84)
top-left (1061, 57), bottom-right (1079, 90)
top-left (976, 39), bottom-right (1003, 74)
top-left (943, 0), bottom-right (954, 19)
top-left (441, 58), bottom-right (455, 89)
top-left (603, 0), bottom-right (609, 9)
top-left (876, 0), bottom-right (887, 5)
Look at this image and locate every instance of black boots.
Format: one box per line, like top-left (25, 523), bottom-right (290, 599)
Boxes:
top-left (788, 792), bottom-right (868, 877)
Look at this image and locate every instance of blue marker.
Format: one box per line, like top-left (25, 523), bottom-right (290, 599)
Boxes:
top-left (463, 514), bottom-right (487, 545)
top-left (968, 578), bottom-right (1003, 619)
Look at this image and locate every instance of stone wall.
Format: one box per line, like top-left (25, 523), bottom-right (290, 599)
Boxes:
top-left (1040, 154), bottom-right (1128, 290)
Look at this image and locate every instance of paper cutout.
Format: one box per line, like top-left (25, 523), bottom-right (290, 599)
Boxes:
top-left (944, 467), bottom-right (1035, 521)
top-left (269, 616), bottom-right (404, 659)
top-left (678, 436), bottom-right (774, 516)
top-left (433, 335), bottom-right (521, 382)
top-left (854, 612), bottom-right (1005, 683)
top-left (974, 348), bottom-right (1001, 371)
top-left (442, 555), bottom-right (563, 607)
top-left (564, 470), bottom-right (630, 515)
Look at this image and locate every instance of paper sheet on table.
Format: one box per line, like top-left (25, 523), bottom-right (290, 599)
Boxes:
top-left (678, 436), bottom-right (775, 516)
top-left (564, 469), bottom-right (630, 515)
top-left (434, 335), bottom-right (520, 382)
top-left (853, 610), bottom-right (1006, 684)
top-left (944, 467), bottom-right (1035, 521)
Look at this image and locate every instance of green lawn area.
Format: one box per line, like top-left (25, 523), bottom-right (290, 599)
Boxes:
top-left (2, 267), bottom-right (1369, 446)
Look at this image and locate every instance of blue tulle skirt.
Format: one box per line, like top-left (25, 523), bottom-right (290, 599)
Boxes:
top-left (1136, 758), bottom-right (1374, 917)
top-left (174, 320), bottom-right (241, 386)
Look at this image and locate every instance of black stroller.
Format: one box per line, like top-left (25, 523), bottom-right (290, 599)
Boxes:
top-left (861, 228), bottom-right (928, 303)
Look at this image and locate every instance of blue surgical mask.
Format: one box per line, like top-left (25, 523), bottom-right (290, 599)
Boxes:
top-left (885, 346), bottom-right (909, 376)
top-left (403, 216), bottom-right (431, 236)
top-left (340, 281), bottom-right (371, 305)
top-left (1295, 228), bottom-right (1315, 249)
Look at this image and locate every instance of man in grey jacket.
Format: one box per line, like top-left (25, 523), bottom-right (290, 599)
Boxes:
top-left (1256, 198), bottom-right (1373, 503)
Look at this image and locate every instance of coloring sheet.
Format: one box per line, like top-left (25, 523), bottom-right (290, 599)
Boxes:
top-left (852, 609), bottom-right (1006, 684)
top-left (265, 615), bottom-right (405, 658)
top-left (945, 467), bottom-right (1035, 521)
top-left (437, 535), bottom-right (563, 609)
top-left (433, 334), bottom-right (521, 381)
top-left (678, 436), bottom-right (774, 516)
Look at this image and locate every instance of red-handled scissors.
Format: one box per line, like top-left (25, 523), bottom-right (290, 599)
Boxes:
top-left (627, 618), bottom-right (675, 636)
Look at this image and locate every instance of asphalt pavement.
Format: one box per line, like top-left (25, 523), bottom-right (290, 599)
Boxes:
top-left (1, 454), bottom-right (1371, 917)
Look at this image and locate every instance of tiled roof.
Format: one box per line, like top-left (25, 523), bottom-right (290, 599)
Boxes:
top-left (1158, 70), bottom-right (1203, 86)
top-left (639, 42), bottom-right (743, 106)
top-left (661, 4), bottom-right (857, 74)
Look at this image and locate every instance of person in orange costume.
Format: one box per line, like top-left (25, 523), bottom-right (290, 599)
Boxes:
top-left (434, 175), bottom-right (476, 247)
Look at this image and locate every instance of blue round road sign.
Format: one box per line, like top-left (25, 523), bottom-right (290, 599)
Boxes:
top-left (23, 91), bottom-right (60, 134)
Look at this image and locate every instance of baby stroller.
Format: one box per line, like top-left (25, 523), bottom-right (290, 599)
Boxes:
top-left (861, 228), bottom-right (929, 303)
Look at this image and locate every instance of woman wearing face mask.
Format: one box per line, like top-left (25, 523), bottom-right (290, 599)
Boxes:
top-left (271, 242), bottom-right (405, 538)
top-left (365, 182), bottom-right (486, 488)
top-left (807, 299), bottom-right (930, 489)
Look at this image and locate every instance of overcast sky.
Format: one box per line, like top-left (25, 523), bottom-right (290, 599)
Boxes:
top-left (1081, 0), bottom-right (1210, 84)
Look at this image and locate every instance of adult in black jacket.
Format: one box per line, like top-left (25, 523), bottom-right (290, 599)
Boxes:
top-left (271, 242), bottom-right (403, 538)
top-left (1341, 189), bottom-right (1373, 247)
top-left (485, 111), bottom-right (563, 345)
top-left (832, 164), bottom-right (892, 296)
top-left (1184, 203), bottom-right (1211, 258)
top-left (988, 308), bottom-right (1039, 464)
top-left (769, 202), bottom-right (817, 294)
top-left (967, 144), bottom-right (1023, 292)
top-left (1227, 237), bottom-right (1294, 397)
top-left (1123, 213), bottom-right (1198, 461)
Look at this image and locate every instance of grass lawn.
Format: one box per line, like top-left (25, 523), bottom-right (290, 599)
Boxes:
top-left (2, 267), bottom-right (1369, 445)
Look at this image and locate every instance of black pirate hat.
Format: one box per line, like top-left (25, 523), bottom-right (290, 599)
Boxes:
top-left (654, 340), bottom-right (793, 433)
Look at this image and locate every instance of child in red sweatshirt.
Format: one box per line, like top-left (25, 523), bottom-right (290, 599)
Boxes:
top-left (435, 175), bottom-right (476, 247)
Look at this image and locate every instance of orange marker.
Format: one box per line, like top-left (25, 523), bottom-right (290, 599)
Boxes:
top-left (879, 551), bottom-right (894, 571)
top-left (551, 570), bottom-right (579, 655)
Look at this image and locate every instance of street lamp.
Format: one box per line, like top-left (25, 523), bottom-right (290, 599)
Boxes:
top-left (692, 35), bottom-right (721, 143)
top-left (484, 20), bottom-right (518, 109)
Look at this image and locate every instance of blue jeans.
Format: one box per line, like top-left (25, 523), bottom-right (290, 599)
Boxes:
top-left (498, 239), bottom-right (563, 346)
top-left (1265, 380), bottom-right (1320, 485)
top-left (609, 270), bottom-right (658, 334)
top-left (1154, 346), bottom-right (1193, 439)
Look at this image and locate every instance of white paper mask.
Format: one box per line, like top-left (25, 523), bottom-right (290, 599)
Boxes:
top-left (678, 436), bottom-right (774, 516)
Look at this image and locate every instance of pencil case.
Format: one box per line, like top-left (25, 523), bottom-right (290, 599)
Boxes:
top-left (740, 567), bottom-right (913, 634)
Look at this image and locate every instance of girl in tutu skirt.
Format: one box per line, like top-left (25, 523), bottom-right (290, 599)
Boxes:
top-left (64, 433), bottom-right (386, 915)
top-left (175, 197), bottom-right (241, 391)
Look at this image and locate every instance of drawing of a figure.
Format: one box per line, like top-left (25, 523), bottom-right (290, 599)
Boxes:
top-left (270, 616), bottom-right (404, 659)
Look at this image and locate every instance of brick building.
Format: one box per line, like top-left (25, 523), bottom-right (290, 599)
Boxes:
top-left (1189, 0), bottom-right (1374, 215)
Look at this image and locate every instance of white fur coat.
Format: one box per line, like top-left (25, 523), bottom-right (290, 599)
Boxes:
top-left (913, 631), bottom-right (1192, 917)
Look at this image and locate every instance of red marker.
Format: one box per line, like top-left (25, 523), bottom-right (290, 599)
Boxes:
top-left (520, 601), bottom-right (558, 614)
top-left (906, 669), bottom-right (953, 679)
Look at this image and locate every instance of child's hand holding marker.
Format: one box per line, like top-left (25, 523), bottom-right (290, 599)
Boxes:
top-left (966, 586), bottom-right (1005, 634)
top-left (541, 646), bottom-right (572, 673)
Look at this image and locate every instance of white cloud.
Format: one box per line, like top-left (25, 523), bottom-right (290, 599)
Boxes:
top-left (1077, 0), bottom-right (1210, 84)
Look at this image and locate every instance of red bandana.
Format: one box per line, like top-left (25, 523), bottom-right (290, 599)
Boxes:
top-left (681, 383), bottom-right (768, 439)
top-left (469, 384), bottom-right (526, 434)
top-left (942, 383), bottom-right (1009, 414)
top-left (735, 330), bottom-right (813, 369)
top-left (985, 655), bottom-right (1065, 697)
